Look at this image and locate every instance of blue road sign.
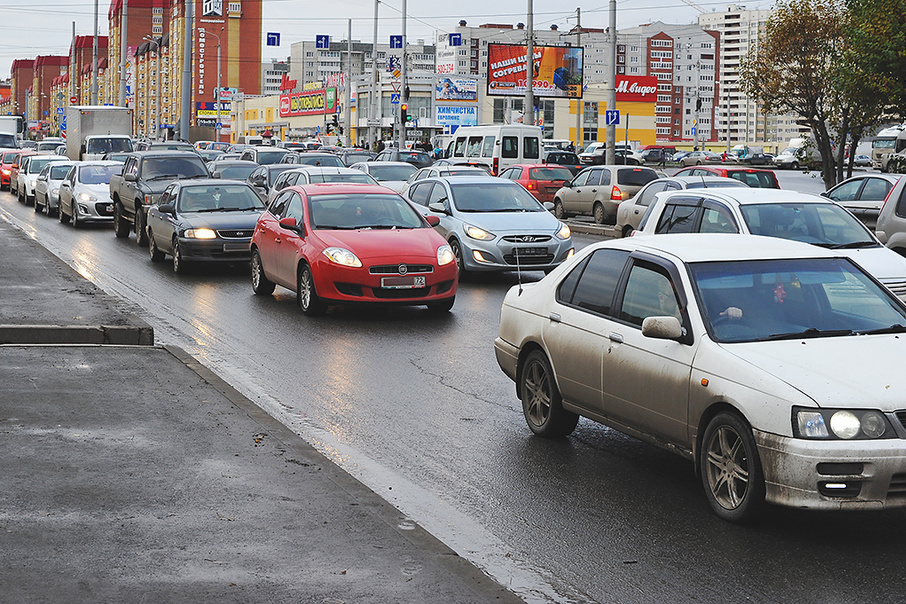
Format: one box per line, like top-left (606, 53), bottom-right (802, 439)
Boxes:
top-left (691, 126), bottom-right (697, 135)
top-left (266, 32), bottom-right (280, 46)
top-left (316, 35), bottom-right (330, 49)
top-left (390, 93), bottom-right (401, 104)
top-left (215, 123), bottom-right (223, 130)
top-left (605, 110), bottom-right (619, 126)
top-left (56, 107), bottom-right (64, 114)
top-left (60, 121), bottom-right (66, 131)
top-left (390, 35), bottom-right (403, 49)
top-left (449, 33), bottom-right (462, 46)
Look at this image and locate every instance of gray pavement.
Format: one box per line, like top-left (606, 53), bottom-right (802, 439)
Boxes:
top-left (0, 217), bottom-right (523, 603)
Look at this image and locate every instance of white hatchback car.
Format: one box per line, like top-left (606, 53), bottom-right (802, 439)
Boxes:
top-left (495, 234), bottom-right (906, 522)
top-left (636, 188), bottom-right (906, 302)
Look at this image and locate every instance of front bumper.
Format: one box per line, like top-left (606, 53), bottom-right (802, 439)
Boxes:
top-left (313, 260), bottom-right (458, 306)
top-left (460, 235), bottom-right (574, 272)
top-left (756, 429), bottom-right (906, 510)
top-left (72, 198), bottom-right (115, 223)
top-left (177, 237), bottom-right (253, 262)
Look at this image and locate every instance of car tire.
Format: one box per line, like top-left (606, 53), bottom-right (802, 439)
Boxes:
top-left (593, 202), bottom-right (606, 225)
top-left (33, 195), bottom-right (41, 213)
top-left (71, 205), bottom-right (80, 228)
top-left (791, 161), bottom-right (799, 170)
top-left (114, 201), bottom-right (129, 238)
top-left (427, 297), bottom-right (455, 313)
top-left (251, 248), bottom-right (276, 295)
top-left (58, 200), bottom-right (70, 224)
top-left (172, 238), bottom-right (187, 274)
top-left (148, 230), bottom-right (165, 262)
top-left (519, 349), bottom-right (579, 438)
top-left (700, 411), bottom-right (765, 523)
top-left (297, 263), bottom-right (326, 315)
top-left (449, 238), bottom-right (469, 279)
top-left (135, 205), bottom-right (148, 247)
top-left (696, 161), bottom-right (702, 166)
top-left (553, 199), bottom-right (568, 220)
top-left (621, 225), bottom-right (634, 238)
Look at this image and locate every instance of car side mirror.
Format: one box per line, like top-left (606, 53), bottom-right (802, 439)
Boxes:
top-left (563, 181), bottom-right (573, 188)
top-left (124, 173), bottom-right (137, 182)
top-left (543, 202), bottom-right (554, 211)
top-left (61, 180), bottom-right (71, 188)
top-left (425, 215), bottom-right (440, 227)
top-left (212, 171), bottom-right (222, 179)
top-left (819, 191), bottom-right (829, 198)
top-left (427, 202), bottom-right (447, 214)
top-left (279, 216), bottom-right (302, 234)
top-left (641, 316), bottom-right (683, 340)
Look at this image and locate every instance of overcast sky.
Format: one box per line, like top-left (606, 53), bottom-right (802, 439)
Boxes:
top-left (2, 0), bottom-right (774, 78)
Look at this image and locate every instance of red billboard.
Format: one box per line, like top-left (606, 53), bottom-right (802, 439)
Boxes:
top-left (615, 76), bottom-right (659, 102)
top-left (487, 44), bottom-right (583, 98)
top-left (279, 88), bottom-right (338, 118)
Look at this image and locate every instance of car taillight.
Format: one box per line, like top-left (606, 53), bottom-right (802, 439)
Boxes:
top-left (492, 157), bottom-right (499, 176)
top-left (526, 180), bottom-right (537, 190)
top-left (611, 186), bottom-right (624, 200)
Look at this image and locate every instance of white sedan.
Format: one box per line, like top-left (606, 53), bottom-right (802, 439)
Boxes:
top-left (495, 234), bottom-right (906, 522)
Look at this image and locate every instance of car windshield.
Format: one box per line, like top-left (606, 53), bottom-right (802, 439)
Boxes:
top-left (368, 164), bottom-right (417, 181)
top-left (49, 164), bottom-right (72, 179)
top-left (37, 142), bottom-right (61, 151)
top-left (728, 171), bottom-right (778, 188)
top-left (78, 165), bottom-right (122, 185)
top-left (740, 202), bottom-right (878, 248)
top-left (529, 167), bottom-right (573, 181)
top-left (692, 258), bottom-right (906, 343)
top-left (2, 152), bottom-right (22, 164)
top-left (216, 165), bottom-right (257, 180)
top-left (307, 193), bottom-right (425, 229)
top-left (257, 150), bottom-right (290, 165)
top-left (86, 138), bottom-right (133, 154)
top-left (343, 153), bottom-right (374, 164)
top-left (28, 158), bottom-right (58, 173)
top-left (177, 184), bottom-right (266, 212)
top-left (307, 172), bottom-right (377, 184)
top-left (617, 168), bottom-right (659, 187)
top-left (0, 134), bottom-right (16, 147)
top-left (296, 155), bottom-right (345, 168)
top-left (450, 182), bottom-right (546, 212)
top-left (142, 157), bottom-right (209, 180)
top-left (686, 179), bottom-right (747, 189)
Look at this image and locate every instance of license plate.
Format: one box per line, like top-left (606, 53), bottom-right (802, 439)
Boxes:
top-left (381, 275), bottom-right (426, 289)
top-left (223, 242), bottom-right (249, 252)
top-left (514, 247), bottom-right (546, 256)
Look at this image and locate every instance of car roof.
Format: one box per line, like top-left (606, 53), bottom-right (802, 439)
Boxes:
top-left (659, 187), bottom-right (823, 206)
top-left (210, 159), bottom-right (257, 166)
top-left (597, 233), bottom-right (840, 264)
top-left (508, 163), bottom-right (561, 169)
top-left (134, 150), bottom-right (205, 158)
top-left (430, 176), bottom-right (518, 185)
top-left (665, 175), bottom-right (747, 186)
top-left (173, 178), bottom-right (250, 187)
top-left (285, 166), bottom-right (361, 174)
top-left (365, 161), bottom-right (416, 168)
top-left (294, 183), bottom-right (399, 195)
top-left (76, 160), bottom-right (126, 166)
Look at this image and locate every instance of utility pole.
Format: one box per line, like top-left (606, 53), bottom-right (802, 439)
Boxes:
top-left (180, 0), bottom-right (193, 141)
top-left (215, 28), bottom-right (223, 143)
top-left (91, 0), bottom-right (99, 105)
top-left (346, 19), bottom-right (352, 146)
top-left (397, 0), bottom-right (407, 150)
top-left (574, 7), bottom-right (581, 150)
top-left (371, 0), bottom-right (380, 147)
top-left (524, 0), bottom-right (534, 126)
top-left (118, 0), bottom-right (128, 106)
top-left (604, 0), bottom-right (616, 165)
top-left (71, 22), bottom-right (77, 103)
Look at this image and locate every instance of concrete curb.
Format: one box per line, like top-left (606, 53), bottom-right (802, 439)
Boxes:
top-left (0, 323), bottom-right (154, 345)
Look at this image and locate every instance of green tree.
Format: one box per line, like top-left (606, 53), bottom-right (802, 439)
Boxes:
top-left (847, 0), bottom-right (906, 111)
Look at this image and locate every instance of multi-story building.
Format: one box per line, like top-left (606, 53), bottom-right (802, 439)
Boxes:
top-left (108, 0), bottom-right (168, 120)
top-left (134, 36), bottom-right (168, 137)
top-left (32, 56), bottom-right (69, 133)
top-left (618, 22), bottom-right (720, 144)
top-left (10, 59), bottom-right (35, 118)
top-left (262, 59), bottom-right (289, 95)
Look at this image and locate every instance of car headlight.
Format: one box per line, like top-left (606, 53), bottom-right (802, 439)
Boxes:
top-left (183, 228), bottom-right (217, 239)
top-left (794, 407), bottom-right (893, 440)
top-left (555, 222), bottom-right (571, 240)
top-left (322, 247), bottom-right (362, 267)
top-left (465, 224), bottom-right (495, 241)
top-left (1, 169), bottom-right (10, 175)
top-left (29, 179), bottom-right (37, 188)
top-left (79, 192), bottom-right (98, 202)
top-left (437, 244), bottom-right (455, 266)
top-left (51, 187), bottom-right (59, 195)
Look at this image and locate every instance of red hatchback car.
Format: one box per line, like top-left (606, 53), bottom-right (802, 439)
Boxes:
top-left (673, 165), bottom-right (781, 189)
top-left (251, 183), bottom-right (458, 313)
top-left (1, 149), bottom-right (31, 190)
top-left (498, 164), bottom-right (575, 204)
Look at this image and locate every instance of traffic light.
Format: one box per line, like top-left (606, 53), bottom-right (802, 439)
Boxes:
top-left (400, 103), bottom-right (408, 125)
top-left (332, 114), bottom-right (339, 129)
top-left (326, 123), bottom-right (334, 134)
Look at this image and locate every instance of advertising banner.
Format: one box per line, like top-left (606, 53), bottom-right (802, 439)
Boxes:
top-left (435, 77), bottom-right (477, 101)
top-left (487, 44), bottom-right (583, 98)
top-left (279, 88), bottom-right (338, 118)
top-left (615, 76), bottom-right (659, 102)
top-left (435, 105), bottom-right (478, 127)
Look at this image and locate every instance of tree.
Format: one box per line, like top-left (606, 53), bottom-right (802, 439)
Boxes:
top-left (846, 0), bottom-right (906, 111)
top-left (741, 0), bottom-right (887, 188)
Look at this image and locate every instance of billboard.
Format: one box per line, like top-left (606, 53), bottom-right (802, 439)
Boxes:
top-left (487, 44), bottom-right (583, 98)
top-left (615, 76), bottom-right (658, 102)
top-left (435, 105), bottom-right (478, 127)
top-left (435, 77), bottom-right (477, 102)
top-left (279, 88), bottom-right (338, 118)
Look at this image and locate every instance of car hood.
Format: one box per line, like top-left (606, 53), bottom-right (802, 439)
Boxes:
top-left (720, 336), bottom-right (906, 409)
top-left (78, 184), bottom-right (113, 200)
top-left (315, 227), bottom-right (444, 260)
top-left (373, 180), bottom-right (407, 193)
top-left (838, 245), bottom-right (906, 283)
top-left (450, 210), bottom-right (561, 233)
top-left (181, 210), bottom-right (264, 230)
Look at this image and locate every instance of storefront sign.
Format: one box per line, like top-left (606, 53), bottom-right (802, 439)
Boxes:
top-left (435, 105), bottom-right (477, 127)
top-left (279, 88), bottom-right (337, 117)
top-left (615, 76), bottom-right (659, 101)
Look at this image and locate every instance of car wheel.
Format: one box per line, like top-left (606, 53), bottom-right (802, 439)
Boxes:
top-left (148, 229), bottom-right (165, 262)
top-left (695, 161), bottom-right (702, 166)
top-left (426, 297), bottom-right (455, 313)
top-left (17, 187), bottom-right (24, 203)
top-left (700, 411), bottom-right (765, 523)
top-left (71, 205), bottom-right (80, 228)
top-left (593, 202), bottom-right (606, 225)
top-left (791, 161), bottom-right (800, 170)
top-left (114, 202), bottom-right (129, 238)
top-left (553, 199), bottom-right (568, 219)
top-left (33, 195), bottom-right (41, 213)
top-left (172, 238), bottom-right (187, 274)
top-left (449, 238), bottom-right (469, 278)
top-left (297, 263), bottom-right (326, 315)
top-left (520, 349), bottom-right (579, 437)
top-left (58, 200), bottom-right (70, 224)
top-left (135, 205), bottom-right (148, 247)
top-left (251, 248), bottom-right (276, 295)
top-left (621, 225), bottom-right (634, 238)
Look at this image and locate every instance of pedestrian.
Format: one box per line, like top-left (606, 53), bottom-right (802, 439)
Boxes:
top-left (658, 150), bottom-right (667, 169)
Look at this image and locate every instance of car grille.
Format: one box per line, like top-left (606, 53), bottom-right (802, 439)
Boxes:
top-left (882, 278), bottom-right (906, 299)
top-left (888, 473), bottom-right (906, 498)
top-left (369, 264), bottom-right (434, 275)
top-left (218, 229), bottom-right (254, 239)
top-left (503, 253), bottom-right (555, 266)
top-left (895, 411), bottom-right (906, 431)
top-left (502, 235), bottom-right (552, 244)
top-left (95, 202), bottom-right (114, 216)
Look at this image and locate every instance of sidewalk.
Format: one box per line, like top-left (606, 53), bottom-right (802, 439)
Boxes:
top-left (0, 218), bottom-right (522, 603)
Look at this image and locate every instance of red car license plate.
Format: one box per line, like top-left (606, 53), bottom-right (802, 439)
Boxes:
top-left (381, 275), bottom-right (426, 289)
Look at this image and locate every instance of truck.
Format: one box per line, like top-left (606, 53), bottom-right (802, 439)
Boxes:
top-left (65, 105), bottom-right (134, 161)
top-left (0, 115), bottom-right (25, 149)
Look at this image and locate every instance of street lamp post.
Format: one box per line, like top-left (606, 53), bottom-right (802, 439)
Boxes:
top-left (205, 27), bottom-right (224, 143)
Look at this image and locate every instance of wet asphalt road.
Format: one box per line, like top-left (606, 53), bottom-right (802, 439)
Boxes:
top-left (3, 168), bottom-right (905, 603)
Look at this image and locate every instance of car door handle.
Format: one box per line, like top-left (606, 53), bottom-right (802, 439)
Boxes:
top-left (275, 237), bottom-right (282, 244)
top-left (549, 312), bottom-right (561, 322)
top-left (591, 189), bottom-right (597, 193)
top-left (608, 332), bottom-right (624, 344)
top-left (634, 209), bottom-right (640, 214)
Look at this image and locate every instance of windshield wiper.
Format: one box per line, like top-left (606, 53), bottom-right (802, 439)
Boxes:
top-left (856, 323), bottom-right (906, 335)
top-left (147, 174), bottom-right (180, 181)
top-left (221, 206), bottom-right (261, 211)
top-left (183, 174), bottom-right (210, 179)
top-left (765, 327), bottom-right (855, 341)
top-left (822, 241), bottom-right (879, 249)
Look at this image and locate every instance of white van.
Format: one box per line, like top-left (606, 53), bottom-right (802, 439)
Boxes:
top-left (448, 125), bottom-right (543, 175)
